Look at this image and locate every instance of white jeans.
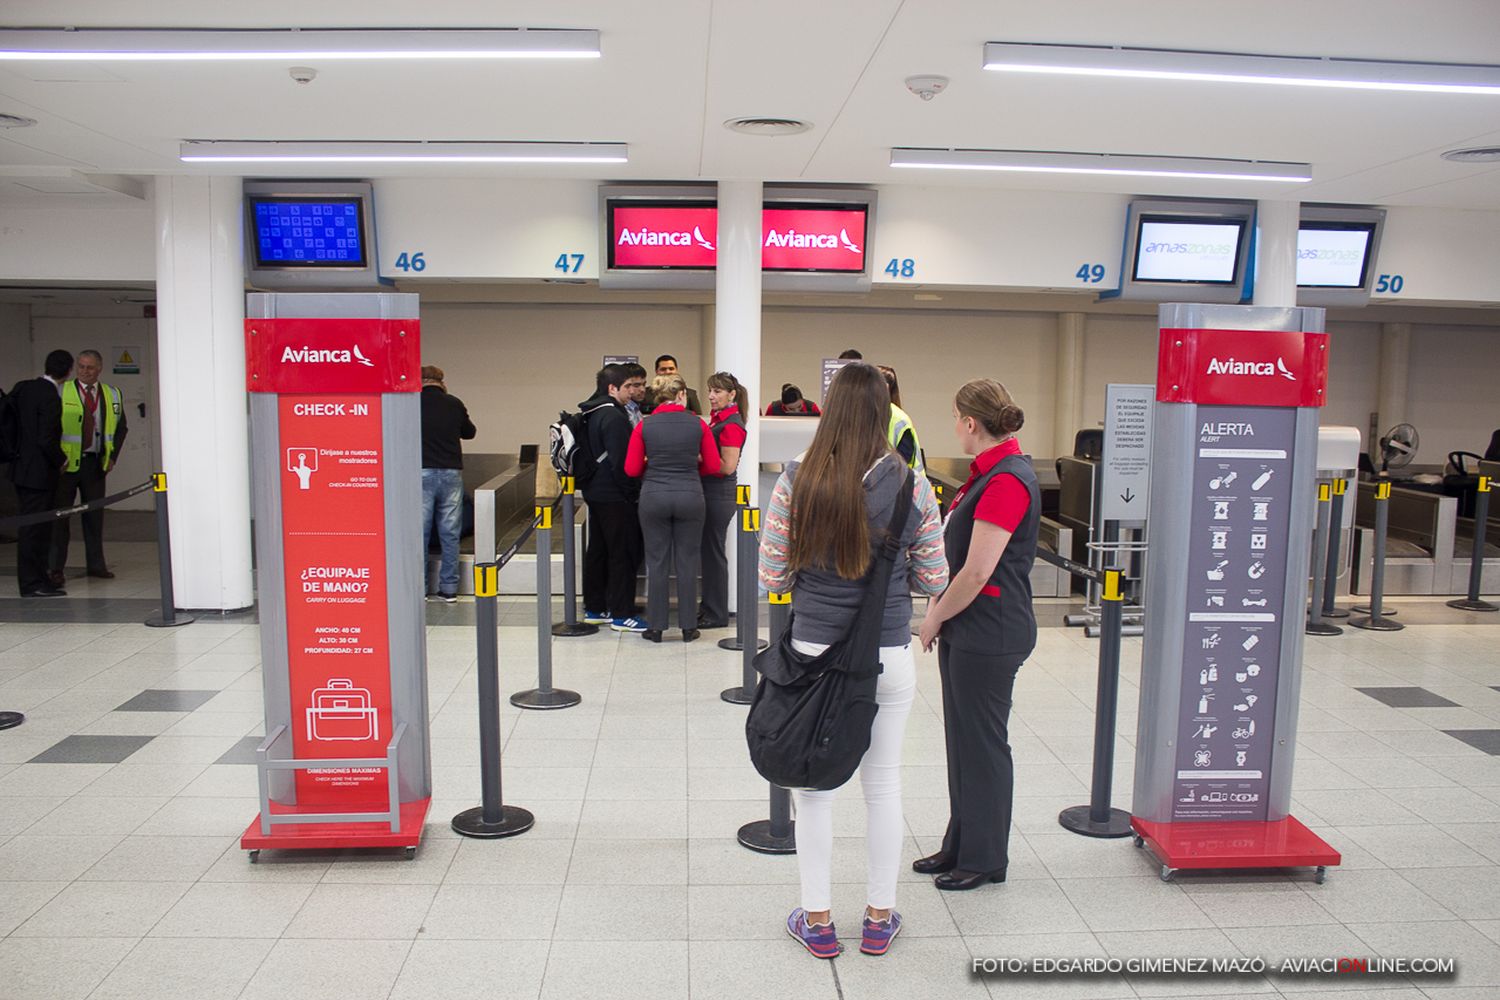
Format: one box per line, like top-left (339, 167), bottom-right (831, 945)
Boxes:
top-left (791, 640), bottom-right (917, 912)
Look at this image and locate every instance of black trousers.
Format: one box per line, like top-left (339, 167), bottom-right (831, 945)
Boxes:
top-left (639, 490), bottom-right (704, 631)
top-left (938, 640), bottom-right (1025, 873)
top-left (582, 498), bottom-right (642, 619)
top-left (51, 453), bottom-right (109, 574)
top-left (16, 484), bottom-right (56, 594)
top-left (698, 482), bottom-right (737, 624)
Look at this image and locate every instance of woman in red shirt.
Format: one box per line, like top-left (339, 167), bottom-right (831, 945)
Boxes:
top-left (698, 371), bottom-right (748, 629)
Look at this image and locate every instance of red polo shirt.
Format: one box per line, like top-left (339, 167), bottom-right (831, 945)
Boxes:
top-left (951, 438), bottom-right (1031, 532)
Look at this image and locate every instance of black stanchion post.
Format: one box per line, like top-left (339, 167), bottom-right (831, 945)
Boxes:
top-left (1350, 482), bottom-right (1404, 631)
top-left (1449, 475), bottom-right (1498, 612)
top-left (722, 506), bottom-right (762, 705)
top-left (1322, 478), bottom-right (1351, 619)
top-left (453, 564), bottom-right (535, 838)
top-left (1058, 569), bottom-right (1133, 838)
top-left (1307, 484), bottom-right (1343, 636)
top-left (512, 505), bottom-right (582, 709)
top-left (144, 473), bottom-right (194, 629)
top-left (738, 590), bottom-right (796, 854)
top-left (718, 486), bottom-right (765, 653)
top-left (553, 477), bottom-right (598, 637)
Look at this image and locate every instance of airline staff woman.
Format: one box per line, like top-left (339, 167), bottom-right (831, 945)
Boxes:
top-left (915, 379), bottom-right (1040, 890)
top-left (698, 371), bottom-right (748, 629)
top-left (624, 374), bottom-right (720, 642)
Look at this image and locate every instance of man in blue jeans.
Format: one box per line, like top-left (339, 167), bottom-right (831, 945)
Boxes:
top-left (420, 365), bottom-right (476, 602)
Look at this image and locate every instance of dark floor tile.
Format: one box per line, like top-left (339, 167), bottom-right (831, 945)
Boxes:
top-left (115, 689), bottom-right (220, 712)
top-left (214, 734), bottom-right (266, 765)
top-left (1442, 729), bottom-right (1500, 755)
top-left (1356, 686), bottom-right (1462, 708)
top-left (29, 734), bottom-right (156, 764)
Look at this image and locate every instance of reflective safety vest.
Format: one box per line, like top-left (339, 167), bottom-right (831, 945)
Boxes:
top-left (888, 403), bottom-right (925, 476)
top-left (60, 379), bottom-right (123, 472)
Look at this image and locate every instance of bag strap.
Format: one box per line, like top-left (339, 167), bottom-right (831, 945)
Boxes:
top-left (843, 464), bottom-right (916, 657)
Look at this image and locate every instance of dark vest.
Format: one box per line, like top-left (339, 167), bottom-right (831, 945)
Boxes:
top-left (640, 408), bottom-right (706, 496)
top-left (703, 410), bottom-right (745, 499)
top-left (942, 452), bottom-right (1040, 656)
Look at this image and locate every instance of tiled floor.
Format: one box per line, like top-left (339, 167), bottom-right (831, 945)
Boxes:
top-left (2, 590), bottom-right (1500, 998)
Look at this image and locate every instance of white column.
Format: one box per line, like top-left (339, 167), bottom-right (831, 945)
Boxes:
top-left (714, 180), bottom-right (763, 503)
top-left (1253, 200), bottom-right (1300, 307)
top-left (154, 175), bottom-right (254, 610)
top-left (1054, 312), bottom-right (1085, 459)
top-left (1375, 322), bottom-right (1411, 435)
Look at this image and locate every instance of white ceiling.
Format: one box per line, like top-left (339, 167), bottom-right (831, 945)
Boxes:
top-left (0, 0), bottom-right (1498, 208)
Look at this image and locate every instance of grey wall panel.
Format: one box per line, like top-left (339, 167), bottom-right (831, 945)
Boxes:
top-left (383, 392), bottom-right (432, 800)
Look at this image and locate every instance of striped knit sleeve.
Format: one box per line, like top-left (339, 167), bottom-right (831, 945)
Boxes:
top-left (907, 475), bottom-right (949, 596)
top-left (757, 471), bottom-right (795, 594)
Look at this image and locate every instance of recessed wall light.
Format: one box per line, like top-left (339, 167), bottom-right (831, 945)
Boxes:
top-left (179, 140), bottom-right (628, 164)
top-left (890, 147), bottom-right (1311, 183)
top-left (0, 27), bottom-right (601, 61)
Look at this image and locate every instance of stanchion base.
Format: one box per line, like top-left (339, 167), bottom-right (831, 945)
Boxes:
top-left (1324, 607), bottom-right (1351, 619)
top-left (1447, 598), bottom-right (1499, 612)
top-left (451, 804), bottom-right (535, 839)
top-left (1305, 621), bottom-right (1344, 636)
top-left (721, 686), bottom-right (754, 706)
top-left (717, 637), bottom-right (768, 651)
top-left (1347, 615), bottom-right (1405, 632)
top-left (737, 819), bottom-right (797, 854)
top-left (144, 613), bottom-right (195, 629)
top-left (1062, 613), bottom-right (1094, 628)
top-left (551, 622), bottom-right (600, 637)
top-left (510, 688), bottom-right (582, 710)
top-left (1058, 805), bottom-right (1133, 839)
top-left (0, 711), bottom-right (24, 731)
top-left (1348, 604), bottom-right (1396, 616)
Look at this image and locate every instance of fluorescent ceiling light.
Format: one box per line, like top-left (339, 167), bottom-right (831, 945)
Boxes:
top-left (179, 141), bottom-right (627, 164)
top-left (0, 28), bottom-right (600, 61)
top-left (983, 42), bottom-right (1500, 95)
top-left (890, 148), bottom-right (1310, 183)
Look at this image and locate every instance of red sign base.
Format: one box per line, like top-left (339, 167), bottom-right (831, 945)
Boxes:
top-left (1131, 815), bottom-right (1340, 878)
top-left (240, 797), bottom-right (430, 855)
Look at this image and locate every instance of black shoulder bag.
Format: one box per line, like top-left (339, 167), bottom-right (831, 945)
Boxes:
top-left (744, 467), bottom-right (915, 791)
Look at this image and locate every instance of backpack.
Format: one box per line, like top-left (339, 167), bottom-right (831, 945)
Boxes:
top-left (0, 386), bottom-right (20, 464)
top-left (745, 467), bottom-right (914, 791)
top-left (547, 401), bottom-right (608, 485)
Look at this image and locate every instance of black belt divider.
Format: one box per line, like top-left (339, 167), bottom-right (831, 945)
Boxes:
top-left (1322, 478), bottom-right (1352, 619)
top-left (1056, 566), bottom-right (1133, 838)
top-left (551, 477), bottom-right (598, 637)
top-left (144, 474), bottom-right (194, 629)
top-left (1306, 484), bottom-right (1343, 636)
top-left (718, 486), bottom-right (767, 654)
top-left (512, 500), bottom-right (582, 709)
top-left (1349, 482), bottom-right (1404, 631)
top-left (737, 589), bottom-right (796, 854)
top-left (1449, 475), bottom-right (1498, 612)
top-left (452, 562), bottom-right (535, 839)
top-left (721, 506), bottom-right (763, 705)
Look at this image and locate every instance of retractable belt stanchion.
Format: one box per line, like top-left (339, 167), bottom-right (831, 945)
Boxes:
top-left (1349, 482), bottom-right (1404, 631)
top-left (1306, 484), bottom-right (1343, 636)
top-left (453, 564), bottom-right (535, 838)
top-left (1448, 476), bottom-right (1498, 612)
top-left (722, 506), bottom-right (762, 705)
top-left (144, 473), bottom-right (194, 629)
top-left (1322, 478), bottom-right (1350, 619)
top-left (738, 590), bottom-right (797, 854)
top-left (1058, 569), bottom-right (1133, 838)
top-left (719, 486), bottom-right (766, 653)
top-left (552, 477), bottom-right (598, 637)
top-left (512, 503), bottom-right (582, 709)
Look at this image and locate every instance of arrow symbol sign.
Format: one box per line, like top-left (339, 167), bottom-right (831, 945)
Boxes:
top-left (1121, 488), bottom-right (1136, 503)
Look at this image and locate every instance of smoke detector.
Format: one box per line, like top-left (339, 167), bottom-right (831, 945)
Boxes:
top-left (0, 113), bottom-right (38, 128)
top-left (1441, 146), bottom-right (1500, 163)
top-left (905, 75), bottom-right (949, 101)
top-left (288, 66), bottom-right (317, 85)
top-left (724, 117), bottom-right (812, 137)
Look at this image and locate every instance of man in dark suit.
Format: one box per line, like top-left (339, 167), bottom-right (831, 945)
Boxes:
top-left (10, 350), bottom-right (72, 597)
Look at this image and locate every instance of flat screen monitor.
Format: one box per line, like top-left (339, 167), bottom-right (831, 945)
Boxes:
top-left (1132, 216), bottom-right (1247, 284)
top-left (606, 199), bottom-right (718, 271)
top-left (1296, 221), bottom-right (1377, 289)
top-left (248, 196), bottom-right (368, 268)
top-left (761, 203), bottom-right (868, 273)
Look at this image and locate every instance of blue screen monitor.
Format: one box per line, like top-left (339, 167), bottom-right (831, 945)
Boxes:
top-left (249, 196), bottom-right (368, 268)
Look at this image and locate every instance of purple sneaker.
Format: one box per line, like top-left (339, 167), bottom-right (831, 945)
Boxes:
top-left (786, 908), bottom-right (841, 959)
top-left (860, 910), bottom-right (902, 955)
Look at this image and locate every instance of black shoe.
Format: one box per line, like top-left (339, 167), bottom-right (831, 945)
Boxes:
top-left (933, 868), bottom-right (1006, 891)
top-left (681, 629), bottom-right (701, 643)
top-left (86, 568), bottom-right (115, 579)
top-left (47, 570), bottom-right (66, 588)
top-left (696, 616), bottom-right (729, 629)
top-left (912, 851), bottom-right (956, 875)
top-left (21, 588), bottom-right (67, 598)
top-left (641, 629), bottom-right (663, 643)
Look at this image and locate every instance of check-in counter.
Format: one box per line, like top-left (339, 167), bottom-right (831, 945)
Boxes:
top-left (439, 451), bottom-right (545, 596)
top-left (1351, 481), bottom-right (1457, 595)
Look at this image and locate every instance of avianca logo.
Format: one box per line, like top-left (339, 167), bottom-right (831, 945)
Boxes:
top-left (282, 344), bottom-right (376, 368)
top-left (616, 225), bottom-right (716, 251)
top-left (762, 227), bottom-right (862, 254)
top-left (1205, 356), bottom-right (1297, 381)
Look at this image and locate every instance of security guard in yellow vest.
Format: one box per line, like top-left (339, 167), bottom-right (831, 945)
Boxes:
top-left (877, 365), bottom-right (925, 476)
top-left (49, 350), bottom-right (129, 583)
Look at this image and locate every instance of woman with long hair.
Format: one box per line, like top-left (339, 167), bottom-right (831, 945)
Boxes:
top-left (697, 371), bottom-right (748, 629)
top-left (876, 364), bottom-right (925, 476)
top-left (623, 373), bottom-right (720, 642)
top-left (758, 362), bottom-right (947, 958)
top-left (915, 379), bottom-right (1039, 890)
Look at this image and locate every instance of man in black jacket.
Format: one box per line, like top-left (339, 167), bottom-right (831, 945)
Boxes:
top-left (420, 365), bottom-right (476, 603)
top-left (10, 350), bottom-right (72, 597)
top-left (579, 364), bottom-right (646, 631)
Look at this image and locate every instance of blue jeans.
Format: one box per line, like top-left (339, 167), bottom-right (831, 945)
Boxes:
top-left (422, 468), bottom-right (464, 595)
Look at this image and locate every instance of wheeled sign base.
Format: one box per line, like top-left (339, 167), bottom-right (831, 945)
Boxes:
top-left (1131, 815), bottom-right (1339, 883)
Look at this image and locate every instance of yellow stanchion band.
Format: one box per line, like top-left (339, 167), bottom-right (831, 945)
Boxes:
top-left (1376, 482), bottom-right (1392, 500)
top-left (1480, 476), bottom-right (1491, 493)
top-left (1333, 477), bottom-right (1347, 495)
top-left (152, 473), bottom-right (167, 492)
top-left (536, 506), bottom-right (552, 529)
top-left (737, 485), bottom-right (751, 506)
top-left (741, 508), bottom-right (760, 532)
top-left (1318, 484), bottom-right (1331, 502)
top-left (474, 565), bottom-right (498, 598)
top-left (934, 483), bottom-right (944, 498)
top-left (561, 476), bottom-right (575, 495)
top-left (769, 592), bottom-right (791, 605)
top-left (1102, 569), bottom-right (1123, 602)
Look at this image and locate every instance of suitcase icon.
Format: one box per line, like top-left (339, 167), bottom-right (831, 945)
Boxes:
top-left (306, 678), bottom-right (379, 742)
